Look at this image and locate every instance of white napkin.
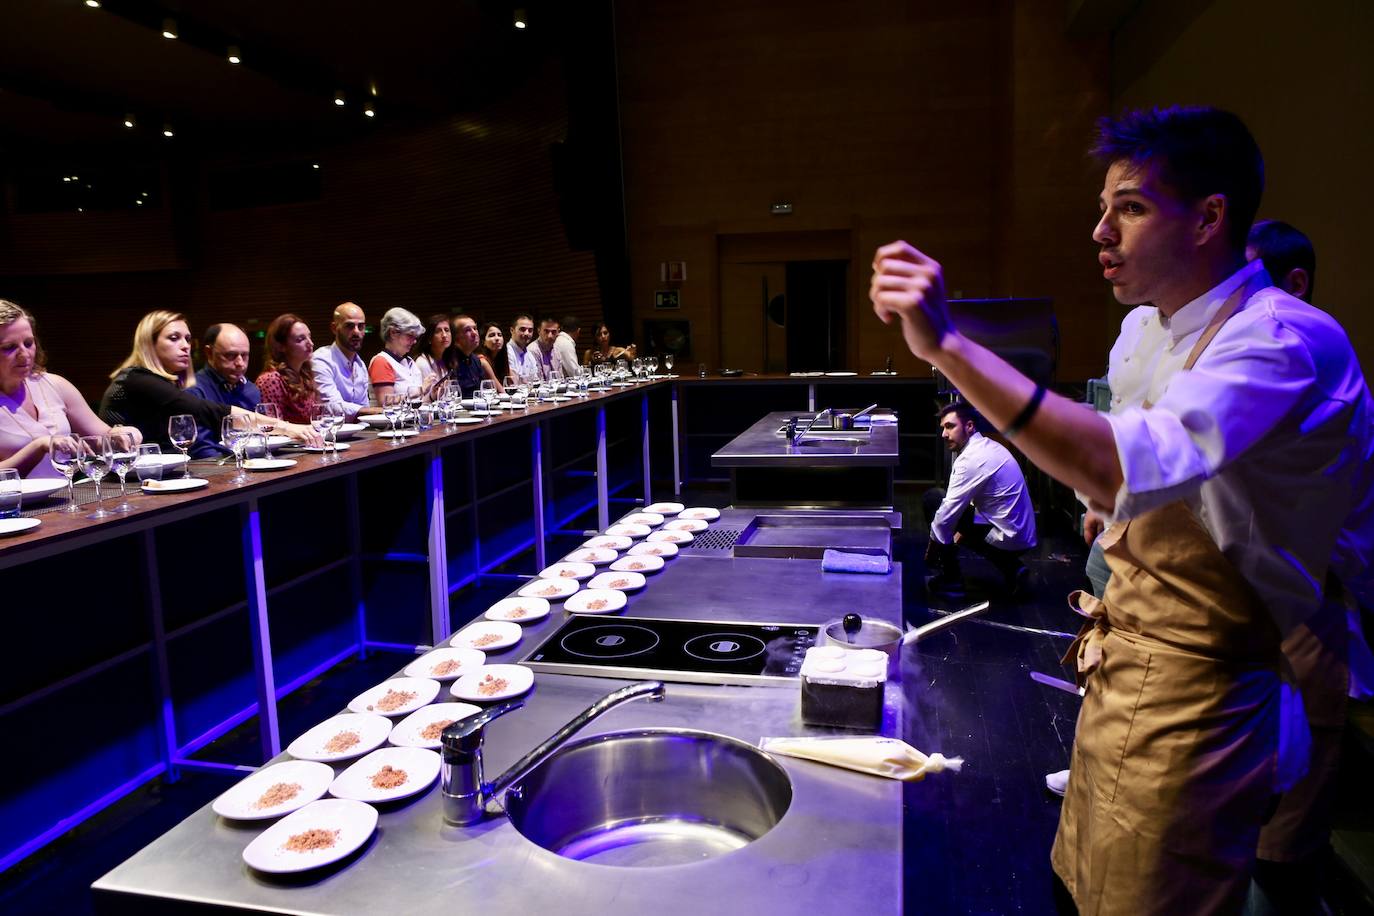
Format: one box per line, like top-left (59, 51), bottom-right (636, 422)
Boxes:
top-left (760, 736), bottom-right (962, 781)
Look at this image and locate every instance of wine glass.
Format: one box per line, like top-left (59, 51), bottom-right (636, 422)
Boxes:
top-left (326, 403), bottom-right (346, 455)
top-left (133, 443), bottom-right (164, 488)
top-left (632, 357), bottom-right (644, 380)
top-left (310, 407), bottom-right (333, 462)
top-left (109, 444), bottom-right (137, 513)
top-left (663, 353), bottom-right (675, 375)
top-left (78, 434), bottom-right (113, 519)
top-left (381, 392), bottom-right (404, 443)
top-left (646, 356), bottom-right (659, 378)
top-left (616, 358), bottom-right (628, 380)
top-left (254, 403), bottom-right (280, 435)
top-left (222, 415), bottom-right (250, 482)
top-left (479, 380), bottom-right (497, 419)
top-left (167, 414), bottom-right (196, 478)
top-left (49, 435), bottom-right (83, 513)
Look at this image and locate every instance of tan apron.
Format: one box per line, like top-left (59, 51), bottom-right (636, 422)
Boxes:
top-left (1051, 277), bottom-right (1286, 915)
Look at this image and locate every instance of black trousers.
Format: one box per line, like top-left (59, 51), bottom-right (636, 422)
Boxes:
top-left (922, 489), bottom-right (1027, 584)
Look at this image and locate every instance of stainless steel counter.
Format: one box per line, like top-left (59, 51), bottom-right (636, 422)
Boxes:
top-left (711, 411), bottom-right (900, 469)
top-left (94, 548), bottom-right (908, 915)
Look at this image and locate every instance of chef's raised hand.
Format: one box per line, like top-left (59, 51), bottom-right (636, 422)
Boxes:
top-left (869, 241), bottom-right (954, 361)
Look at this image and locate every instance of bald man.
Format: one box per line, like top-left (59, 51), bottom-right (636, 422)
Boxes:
top-left (189, 323), bottom-right (262, 457)
top-left (312, 302), bottom-right (379, 419)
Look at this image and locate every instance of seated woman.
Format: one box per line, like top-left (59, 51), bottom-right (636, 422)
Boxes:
top-left (583, 322), bottom-right (636, 368)
top-left (415, 314), bottom-right (452, 383)
top-left (0, 300), bottom-right (141, 478)
top-left (255, 314), bottom-right (318, 424)
top-left (478, 321), bottom-right (510, 384)
top-left (368, 307), bottom-right (427, 405)
top-left (100, 310), bottom-right (320, 452)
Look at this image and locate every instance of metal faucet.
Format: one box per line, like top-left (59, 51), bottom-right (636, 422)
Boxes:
top-left (440, 681), bottom-right (666, 825)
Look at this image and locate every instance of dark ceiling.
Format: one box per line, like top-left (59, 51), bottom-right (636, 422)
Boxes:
top-left (0, 0), bottom-right (557, 155)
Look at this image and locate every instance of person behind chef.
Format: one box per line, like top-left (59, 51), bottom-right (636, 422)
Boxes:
top-left (922, 401), bottom-right (1037, 597)
top-left (870, 105), bottom-right (1374, 915)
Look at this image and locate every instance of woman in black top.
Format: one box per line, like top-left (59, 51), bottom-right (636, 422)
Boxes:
top-left (100, 310), bottom-right (321, 450)
top-left (478, 321), bottom-right (510, 384)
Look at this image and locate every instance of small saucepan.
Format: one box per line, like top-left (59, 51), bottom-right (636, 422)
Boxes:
top-left (822, 601), bottom-right (991, 679)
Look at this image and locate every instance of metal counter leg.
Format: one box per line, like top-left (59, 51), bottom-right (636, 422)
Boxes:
top-left (239, 498), bottom-right (280, 760)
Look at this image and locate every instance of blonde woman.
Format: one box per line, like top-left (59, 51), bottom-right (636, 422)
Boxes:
top-left (100, 310), bottom-right (321, 453)
top-left (0, 300), bottom-right (141, 478)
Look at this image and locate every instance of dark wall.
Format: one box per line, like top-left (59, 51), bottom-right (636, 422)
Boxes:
top-left (2, 57), bottom-right (603, 401)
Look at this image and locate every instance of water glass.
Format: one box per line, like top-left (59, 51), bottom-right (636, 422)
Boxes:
top-left (110, 447), bottom-right (137, 513)
top-left (222, 415), bottom-right (250, 482)
top-left (663, 353), bottom-right (675, 375)
top-left (134, 444), bottom-right (164, 486)
top-left (167, 414), bottom-right (196, 478)
top-left (310, 407), bottom-right (333, 461)
top-left (79, 434), bottom-right (113, 519)
top-left (254, 403), bottom-right (280, 435)
top-left (646, 356), bottom-right (659, 377)
top-left (0, 468), bottom-right (21, 520)
top-left (49, 435), bottom-right (82, 513)
top-left (632, 358), bottom-right (644, 380)
top-left (382, 392), bottom-right (404, 442)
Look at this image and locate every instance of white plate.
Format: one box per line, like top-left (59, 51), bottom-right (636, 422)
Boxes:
top-left (628, 541), bottom-right (678, 558)
top-left (643, 502), bottom-right (685, 515)
top-left (297, 442), bottom-right (351, 453)
top-left (618, 512), bottom-right (664, 527)
top-left (359, 414), bottom-right (392, 427)
top-left (403, 647), bottom-right (485, 681)
top-left (243, 458), bottom-right (297, 471)
top-left (562, 547), bottom-right (617, 566)
top-left (264, 435), bottom-right (294, 451)
top-left (604, 523), bottom-right (650, 539)
top-left (609, 554), bottom-right (664, 574)
top-left (141, 477), bottom-right (209, 493)
top-left (647, 529), bottom-right (694, 544)
top-left (663, 518), bottom-right (708, 533)
top-left (328, 746), bottom-right (441, 804)
top-left (389, 702), bottom-right (481, 749)
top-left (376, 429), bottom-right (419, 439)
top-left (465, 410), bottom-right (500, 417)
top-left (588, 571), bottom-right (646, 592)
top-left (0, 518), bottom-right (40, 536)
top-left (539, 561), bottom-right (596, 581)
top-left (451, 417), bottom-right (485, 425)
top-left (486, 596), bottom-right (552, 622)
top-left (517, 578), bottom-right (579, 601)
top-left (135, 453), bottom-right (189, 467)
top-left (332, 422), bottom-right (368, 440)
top-left (824, 371), bottom-right (858, 377)
top-left (449, 664), bottom-right (535, 702)
top-left (582, 535), bottom-right (632, 551)
top-left (287, 713), bottom-right (393, 763)
top-left (347, 677), bottom-right (440, 718)
top-left (677, 507), bottom-right (721, 521)
top-left (213, 760), bottom-right (334, 821)
top-left (18, 479), bottom-right (65, 499)
top-left (565, 588), bottom-right (628, 614)
top-left (450, 620), bottom-right (522, 651)
top-left (242, 798), bottom-right (378, 874)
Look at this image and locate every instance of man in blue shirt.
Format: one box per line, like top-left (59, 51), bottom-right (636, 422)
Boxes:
top-left (188, 323), bottom-right (261, 457)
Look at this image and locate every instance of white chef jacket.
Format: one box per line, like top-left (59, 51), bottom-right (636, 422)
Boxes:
top-left (311, 343), bottom-right (370, 419)
top-left (506, 341), bottom-right (542, 384)
top-left (931, 432), bottom-right (1038, 551)
top-left (1095, 260), bottom-right (1374, 636)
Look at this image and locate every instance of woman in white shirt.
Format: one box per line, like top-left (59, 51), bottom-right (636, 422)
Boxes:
top-left (0, 300), bottom-right (141, 478)
top-left (368, 307), bottom-right (427, 405)
top-left (415, 313), bottom-right (452, 382)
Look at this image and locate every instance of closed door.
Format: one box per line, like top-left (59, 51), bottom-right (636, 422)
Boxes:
top-left (719, 262), bottom-right (786, 374)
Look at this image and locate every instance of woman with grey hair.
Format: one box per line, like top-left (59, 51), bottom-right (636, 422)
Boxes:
top-left (367, 307), bottom-right (426, 405)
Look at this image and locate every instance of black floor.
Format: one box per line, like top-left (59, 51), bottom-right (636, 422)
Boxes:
top-left (3, 485), bottom-right (1373, 915)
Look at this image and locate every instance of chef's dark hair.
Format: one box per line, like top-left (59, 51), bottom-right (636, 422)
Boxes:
top-left (936, 401), bottom-right (981, 430)
top-left (1248, 219), bottom-right (1316, 301)
top-left (1092, 106), bottom-right (1264, 253)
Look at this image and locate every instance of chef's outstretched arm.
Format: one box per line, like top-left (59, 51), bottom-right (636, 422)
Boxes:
top-left (870, 240), bottom-right (1123, 512)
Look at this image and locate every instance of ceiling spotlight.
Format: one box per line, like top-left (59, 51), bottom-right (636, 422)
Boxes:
top-left (227, 45), bottom-right (241, 64)
top-left (161, 18), bottom-right (177, 39)
top-left (84, 0), bottom-right (101, 8)
top-left (514, 8), bottom-right (527, 28)
top-left (369, 80), bottom-right (379, 97)
top-left (311, 163), bottom-right (320, 170)
top-left (123, 114), bottom-right (135, 129)
top-left (363, 105), bottom-right (375, 118)
top-left (162, 124), bottom-right (174, 138)
top-left (334, 91), bottom-right (346, 107)
top-left (63, 176), bottom-right (72, 183)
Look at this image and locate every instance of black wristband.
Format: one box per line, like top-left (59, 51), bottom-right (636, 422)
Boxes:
top-left (1001, 384), bottom-right (1046, 439)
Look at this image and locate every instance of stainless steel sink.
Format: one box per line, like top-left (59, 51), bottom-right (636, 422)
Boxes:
top-left (503, 728), bottom-right (792, 867)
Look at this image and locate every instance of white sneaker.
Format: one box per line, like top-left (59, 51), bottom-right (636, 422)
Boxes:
top-left (1045, 768), bottom-right (1070, 797)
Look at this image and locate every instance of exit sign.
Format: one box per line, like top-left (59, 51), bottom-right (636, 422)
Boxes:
top-left (654, 290), bottom-right (680, 310)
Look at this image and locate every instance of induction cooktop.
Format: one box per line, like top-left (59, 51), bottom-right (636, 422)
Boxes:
top-left (521, 615), bottom-right (820, 686)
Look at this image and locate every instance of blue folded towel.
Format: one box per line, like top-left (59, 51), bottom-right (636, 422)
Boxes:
top-left (822, 549), bottom-right (891, 575)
